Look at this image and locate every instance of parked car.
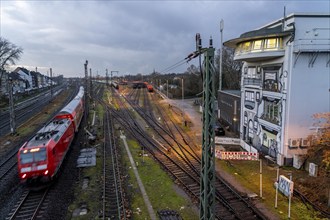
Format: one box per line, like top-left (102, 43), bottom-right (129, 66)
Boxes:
top-left (214, 124), bottom-right (225, 136)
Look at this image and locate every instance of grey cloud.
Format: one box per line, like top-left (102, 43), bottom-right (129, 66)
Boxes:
top-left (1, 1), bottom-right (329, 77)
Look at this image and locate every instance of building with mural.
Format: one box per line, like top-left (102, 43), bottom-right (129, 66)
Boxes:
top-left (224, 13), bottom-right (329, 165)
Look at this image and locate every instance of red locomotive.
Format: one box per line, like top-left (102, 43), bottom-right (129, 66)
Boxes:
top-left (17, 86), bottom-right (84, 182)
top-left (146, 84), bottom-right (153, 92)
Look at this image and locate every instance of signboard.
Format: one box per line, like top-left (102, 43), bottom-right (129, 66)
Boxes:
top-left (278, 175), bottom-right (294, 197)
top-left (215, 137), bottom-right (240, 145)
top-left (215, 150), bottom-right (259, 161)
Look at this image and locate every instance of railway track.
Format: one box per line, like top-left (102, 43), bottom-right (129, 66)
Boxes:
top-left (0, 86), bottom-right (79, 183)
top-left (6, 188), bottom-right (50, 220)
top-left (0, 87), bottom-right (65, 136)
top-left (0, 151), bottom-right (17, 182)
top-left (105, 87), bottom-right (265, 219)
top-left (0, 85), bottom-right (80, 218)
top-left (99, 83), bottom-right (330, 219)
top-left (102, 106), bottom-right (127, 219)
top-left (92, 83), bottom-right (130, 219)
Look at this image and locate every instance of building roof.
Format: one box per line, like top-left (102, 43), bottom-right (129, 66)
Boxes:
top-left (224, 24), bottom-right (292, 48)
top-left (224, 13), bottom-right (329, 48)
top-left (8, 72), bottom-right (24, 81)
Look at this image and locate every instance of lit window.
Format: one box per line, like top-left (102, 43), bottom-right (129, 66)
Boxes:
top-left (242, 42), bottom-right (251, 52)
top-left (265, 38), bottom-right (277, 49)
top-left (252, 40), bottom-right (263, 51)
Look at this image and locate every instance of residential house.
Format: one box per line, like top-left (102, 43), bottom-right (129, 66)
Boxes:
top-left (13, 67), bottom-right (32, 91)
top-left (8, 72), bottom-right (26, 94)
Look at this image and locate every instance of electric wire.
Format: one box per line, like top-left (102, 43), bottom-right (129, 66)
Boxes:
top-left (159, 58), bottom-right (187, 73)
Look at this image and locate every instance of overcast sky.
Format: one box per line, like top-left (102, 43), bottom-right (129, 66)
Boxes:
top-left (1, 0), bottom-right (329, 78)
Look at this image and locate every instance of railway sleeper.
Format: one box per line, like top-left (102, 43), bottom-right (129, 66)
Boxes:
top-left (186, 184), bottom-right (200, 192)
top-left (218, 193), bottom-right (237, 201)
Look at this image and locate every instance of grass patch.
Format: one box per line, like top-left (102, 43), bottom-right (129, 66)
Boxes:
top-left (216, 160), bottom-right (327, 220)
top-left (68, 104), bottom-right (104, 219)
top-left (122, 139), bottom-right (199, 220)
top-left (68, 144), bottom-right (103, 219)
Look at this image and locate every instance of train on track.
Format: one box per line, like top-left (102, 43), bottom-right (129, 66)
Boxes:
top-left (146, 84), bottom-right (153, 92)
top-left (17, 86), bottom-right (85, 183)
top-left (110, 81), bottom-right (119, 89)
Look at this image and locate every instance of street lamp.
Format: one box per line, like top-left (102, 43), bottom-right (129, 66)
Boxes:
top-left (219, 19), bottom-right (224, 91)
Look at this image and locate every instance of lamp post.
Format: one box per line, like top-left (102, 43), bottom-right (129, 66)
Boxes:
top-left (219, 19), bottom-right (224, 91)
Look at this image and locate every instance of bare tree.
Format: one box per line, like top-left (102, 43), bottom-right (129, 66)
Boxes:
top-left (214, 47), bottom-right (242, 91)
top-left (308, 112), bottom-right (330, 172)
top-left (0, 37), bottom-right (23, 78)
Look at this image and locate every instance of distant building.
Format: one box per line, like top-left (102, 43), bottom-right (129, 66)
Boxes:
top-left (8, 72), bottom-right (27, 94)
top-left (13, 67), bottom-right (32, 90)
top-left (217, 90), bottom-right (241, 136)
top-left (224, 13), bottom-right (330, 166)
top-left (30, 71), bottom-right (39, 89)
top-left (0, 70), bottom-right (8, 95)
top-left (0, 67), bottom-right (60, 96)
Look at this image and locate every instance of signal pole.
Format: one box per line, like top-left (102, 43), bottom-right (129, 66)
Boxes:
top-left (199, 34), bottom-right (216, 220)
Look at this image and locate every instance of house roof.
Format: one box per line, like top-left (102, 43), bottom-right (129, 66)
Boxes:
top-left (8, 72), bottom-right (24, 81)
top-left (224, 13), bottom-right (329, 48)
top-left (224, 24), bottom-right (292, 48)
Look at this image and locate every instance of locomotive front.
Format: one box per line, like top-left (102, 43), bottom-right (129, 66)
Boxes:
top-left (18, 141), bottom-right (51, 182)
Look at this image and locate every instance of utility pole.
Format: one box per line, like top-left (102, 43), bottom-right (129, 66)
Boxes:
top-left (219, 19), bottom-right (224, 91)
top-left (50, 68), bottom-right (53, 98)
top-left (199, 34), bottom-right (216, 220)
top-left (8, 76), bottom-right (16, 135)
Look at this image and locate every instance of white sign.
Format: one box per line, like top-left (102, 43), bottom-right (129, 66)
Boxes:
top-left (278, 175), bottom-right (294, 197)
top-left (215, 150), bottom-right (259, 161)
top-left (215, 137), bottom-right (240, 145)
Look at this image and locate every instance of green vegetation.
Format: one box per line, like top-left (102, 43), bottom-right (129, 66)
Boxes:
top-left (123, 139), bottom-right (199, 220)
top-left (217, 160), bottom-right (327, 220)
top-left (68, 151), bottom-right (103, 219)
top-left (68, 104), bottom-right (104, 219)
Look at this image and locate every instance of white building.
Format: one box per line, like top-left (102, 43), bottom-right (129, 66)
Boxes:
top-left (224, 13), bottom-right (330, 166)
top-left (14, 67), bottom-right (33, 90)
